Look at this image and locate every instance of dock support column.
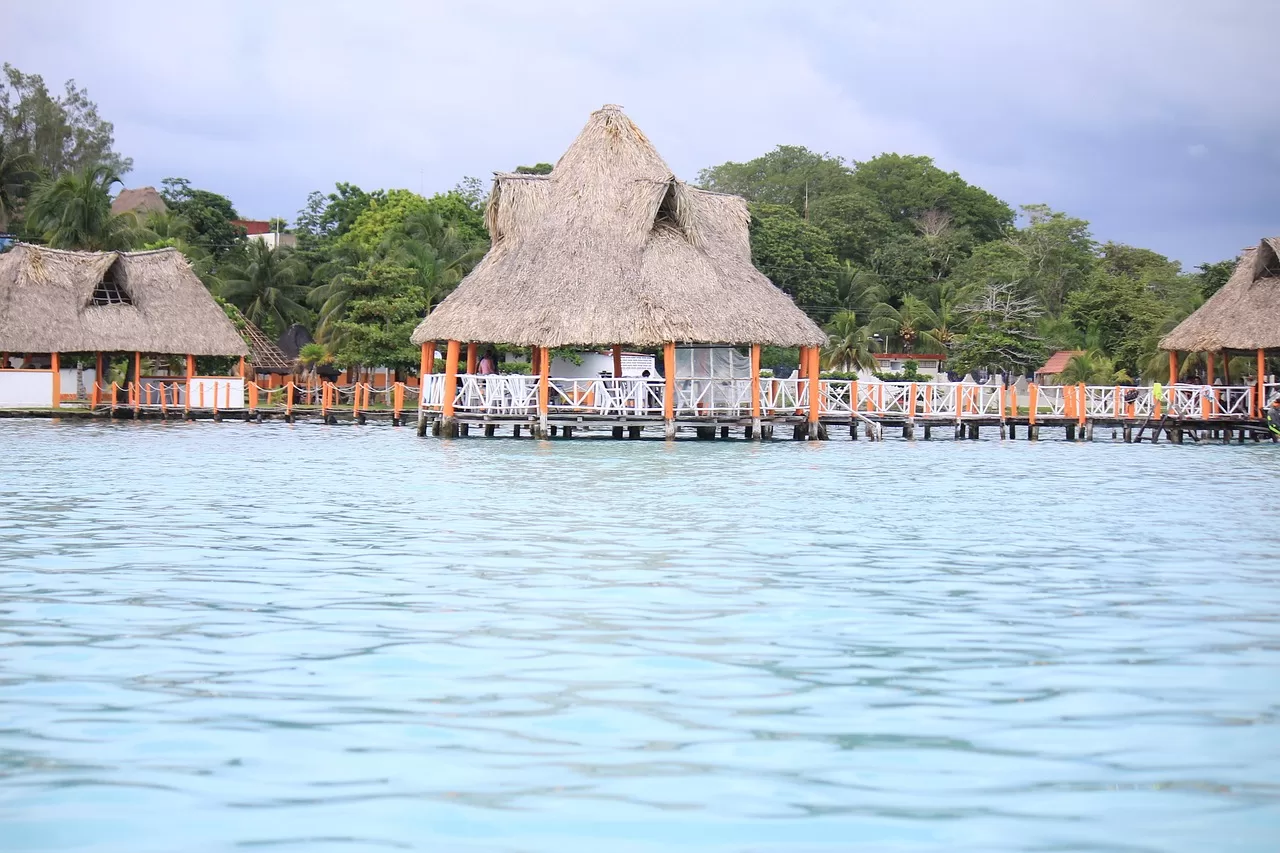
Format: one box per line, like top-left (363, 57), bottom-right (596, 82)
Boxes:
top-left (923, 424), bottom-right (931, 440)
top-left (749, 343), bottom-right (762, 441)
top-left (1257, 349), bottom-right (1267, 418)
top-left (806, 346), bottom-right (822, 441)
top-left (466, 342), bottom-right (478, 376)
top-left (441, 340), bottom-right (461, 438)
top-left (537, 346), bottom-right (550, 439)
top-left (663, 341), bottom-right (676, 440)
top-left (629, 426), bottom-right (641, 439)
top-left (50, 352), bottom-right (60, 409)
top-left (968, 422), bottom-right (979, 440)
top-left (1066, 424), bottom-right (1076, 441)
top-left (850, 421), bottom-right (858, 440)
top-left (612, 426), bottom-right (624, 439)
top-left (904, 419), bottom-right (915, 440)
top-left (612, 345), bottom-right (623, 378)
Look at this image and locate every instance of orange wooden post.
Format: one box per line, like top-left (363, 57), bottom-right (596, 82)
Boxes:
top-left (50, 352), bottom-right (60, 408)
top-left (1206, 351), bottom-right (1215, 385)
top-left (249, 381), bottom-right (258, 411)
top-left (394, 382), bottom-right (404, 419)
top-left (352, 379), bottom-right (361, 417)
top-left (198, 382), bottom-right (205, 409)
top-left (909, 382), bottom-right (918, 419)
top-left (1168, 351), bottom-right (1178, 384)
top-left (133, 351), bottom-right (142, 412)
top-left (538, 346), bottom-right (551, 435)
top-left (749, 343), bottom-right (761, 422)
top-left (285, 379), bottom-right (294, 417)
top-left (1113, 385), bottom-right (1121, 417)
top-left (1201, 388), bottom-right (1211, 420)
top-left (808, 346), bottom-right (821, 425)
top-left (238, 356), bottom-right (246, 380)
top-left (1257, 348), bottom-right (1266, 418)
top-left (466, 342), bottom-right (478, 375)
top-left (663, 342), bottom-right (676, 425)
top-left (212, 380), bottom-right (219, 415)
top-left (1028, 384), bottom-right (1038, 425)
top-left (442, 340), bottom-right (461, 420)
top-left (420, 342), bottom-right (433, 380)
top-left (1078, 382), bottom-right (1087, 425)
top-left (612, 345), bottom-right (623, 378)
top-left (160, 381), bottom-right (168, 414)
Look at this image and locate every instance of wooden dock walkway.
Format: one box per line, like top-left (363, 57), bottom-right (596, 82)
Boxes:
top-left (4, 376), bottom-right (1276, 443)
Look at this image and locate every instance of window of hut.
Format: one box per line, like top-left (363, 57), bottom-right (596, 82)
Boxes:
top-left (653, 183), bottom-right (682, 232)
top-left (91, 261), bottom-right (131, 306)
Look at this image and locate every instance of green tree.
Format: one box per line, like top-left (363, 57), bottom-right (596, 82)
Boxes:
top-left (0, 63), bottom-right (132, 177)
top-left (217, 241), bottom-right (310, 337)
top-left (949, 283), bottom-right (1047, 376)
top-left (295, 183), bottom-right (373, 251)
top-left (748, 203), bottom-right (841, 314)
top-left (1195, 257), bottom-right (1236, 298)
top-left (850, 153), bottom-right (1013, 245)
top-left (822, 310), bottom-right (876, 371)
top-left (25, 164), bottom-right (142, 250)
top-left (808, 189), bottom-right (895, 264)
top-left (159, 177), bottom-right (245, 260)
top-left (698, 145), bottom-right (858, 213)
top-left (0, 135), bottom-right (38, 232)
top-left (867, 294), bottom-right (948, 353)
top-left (333, 262), bottom-right (430, 375)
top-left (869, 232), bottom-right (935, 299)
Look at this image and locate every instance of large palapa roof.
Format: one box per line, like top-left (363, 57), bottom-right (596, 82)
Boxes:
top-left (411, 105), bottom-right (826, 348)
top-left (0, 243), bottom-right (248, 356)
top-left (1161, 238), bottom-right (1280, 352)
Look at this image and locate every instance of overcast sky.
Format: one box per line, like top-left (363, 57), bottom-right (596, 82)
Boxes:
top-left (5, 0), bottom-right (1277, 266)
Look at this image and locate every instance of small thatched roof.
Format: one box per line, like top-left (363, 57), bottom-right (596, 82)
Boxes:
top-left (411, 104), bottom-right (825, 348)
top-left (0, 244), bottom-right (248, 356)
top-left (224, 303), bottom-right (291, 370)
top-left (111, 186), bottom-right (168, 217)
top-left (1161, 238), bottom-right (1280, 352)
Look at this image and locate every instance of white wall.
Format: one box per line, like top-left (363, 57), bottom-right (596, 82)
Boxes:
top-left (59, 367), bottom-right (95, 398)
top-left (549, 351), bottom-right (657, 378)
top-left (187, 378), bottom-right (245, 409)
top-left (0, 371), bottom-right (55, 408)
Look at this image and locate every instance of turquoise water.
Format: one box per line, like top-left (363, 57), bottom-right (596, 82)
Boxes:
top-left (2, 419), bottom-right (1279, 852)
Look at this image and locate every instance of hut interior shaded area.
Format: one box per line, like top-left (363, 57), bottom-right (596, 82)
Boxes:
top-left (1160, 237), bottom-right (1280, 418)
top-left (410, 103), bottom-right (828, 439)
top-left (0, 244), bottom-right (248, 409)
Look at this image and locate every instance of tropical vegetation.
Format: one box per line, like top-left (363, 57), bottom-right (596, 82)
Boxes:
top-left (1, 62), bottom-right (1247, 382)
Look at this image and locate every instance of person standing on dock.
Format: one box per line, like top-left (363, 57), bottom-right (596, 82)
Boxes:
top-left (1268, 398), bottom-right (1280, 439)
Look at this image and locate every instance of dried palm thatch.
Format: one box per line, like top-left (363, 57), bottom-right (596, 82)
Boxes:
top-left (0, 243), bottom-right (247, 355)
top-left (224, 303), bottom-right (292, 370)
top-left (411, 105), bottom-right (826, 348)
top-left (1161, 238), bottom-right (1280, 352)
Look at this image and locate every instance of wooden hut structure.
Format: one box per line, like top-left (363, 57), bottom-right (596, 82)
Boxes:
top-left (1161, 237), bottom-right (1280, 418)
top-left (410, 104), bottom-right (826, 439)
top-left (0, 244), bottom-right (247, 409)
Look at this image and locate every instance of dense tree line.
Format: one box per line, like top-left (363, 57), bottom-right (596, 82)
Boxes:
top-left (2, 63), bottom-right (1239, 382)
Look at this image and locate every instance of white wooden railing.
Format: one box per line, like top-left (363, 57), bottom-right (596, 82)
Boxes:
top-left (418, 376), bottom-right (1273, 421)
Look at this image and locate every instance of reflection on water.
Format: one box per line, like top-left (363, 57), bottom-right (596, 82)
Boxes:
top-left (1, 419), bottom-right (1279, 852)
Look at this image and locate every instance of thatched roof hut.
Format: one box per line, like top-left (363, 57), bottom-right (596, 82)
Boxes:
top-left (110, 187), bottom-right (168, 218)
top-left (0, 244), bottom-right (247, 356)
top-left (410, 104), bottom-right (825, 349)
top-left (1161, 238), bottom-right (1280, 352)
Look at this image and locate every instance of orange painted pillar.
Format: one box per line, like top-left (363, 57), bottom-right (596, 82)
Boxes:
top-left (1028, 384), bottom-right (1038, 425)
top-left (394, 382), bottom-right (404, 419)
top-left (1257, 349), bottom-right (1266, 418)
top-left (442, 340), bottom-right (461, 419)
top-left (420, 342), bottom-right (433, 380)
top-left (798, 347), bottom-right (808, 380)
top-left (537, 346), bottom-right (551, 435)
top-left (466, 342), bottom-right (478, 375)
top-left (50, 352), bottom-right (60, 408)
top-left (612, 345), bottom-right (623, 378)
top-left (1168, 351), bottom-right (1178, 384)
top-left (1206, 351), bottom-right (1215, 385)
top-left (238, 356), bottom-right (246, 380)
top-left (286, 379), bottom-right (294, 417)
top-left (808, 346), bottom-right (821, 425)
top-left (133, 351), bottom-right (142, 411)
top-left (1078, 383), bottom-right (1087, 425)
top-left (909, 382), bottom-right (917, 419)
top-left (750, 344), bottom-right (761, 421)
top-left (663, 342), bottom-right (676, 424)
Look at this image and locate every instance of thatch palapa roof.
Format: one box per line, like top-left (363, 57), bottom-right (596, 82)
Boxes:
top-left (111, 186), bottom-right (168, 218)
top-left (1161, 238), bottom-right (1280, 352)
top-left (411, 104), bottom-right (826, 348)
top-left (0, 244), bottom-right (248, 356)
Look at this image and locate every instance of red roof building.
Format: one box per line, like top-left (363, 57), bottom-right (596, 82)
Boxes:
top-left (1035, 350), bottom-right (1084, 380)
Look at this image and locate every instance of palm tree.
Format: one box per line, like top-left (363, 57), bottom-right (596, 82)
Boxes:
top-left (831, 261), bottom-right (886, 316)
top-left (217, 240), bottom-right (310, 336)
top-left (308, 242), bottom-right (366, 347)
top-left (868, 295), bottom-right (947, 353)
top-left (24, 164), bottom-right (143, 250)
top-left (823, 310), bottom-right (876, 371)
top-left (0, 138), bottom-right (39, 233)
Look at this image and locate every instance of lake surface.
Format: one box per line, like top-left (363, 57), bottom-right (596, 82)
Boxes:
top-left (2, 419), bottom-right (1279, 852)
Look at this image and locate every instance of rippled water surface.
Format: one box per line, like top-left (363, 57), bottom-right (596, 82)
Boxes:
top-left (2, 419), bottom-right (1279, 852)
